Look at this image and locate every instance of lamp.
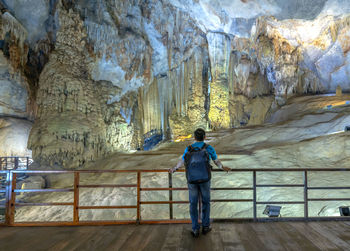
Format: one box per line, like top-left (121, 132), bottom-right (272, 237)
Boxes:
top-left (263, 205), bottom-right (282, 217)
top-left (339, 206), bottom-right (350, 216)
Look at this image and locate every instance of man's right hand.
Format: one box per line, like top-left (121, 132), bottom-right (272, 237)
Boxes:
top-left (169, 167), bottom-right (176, 173)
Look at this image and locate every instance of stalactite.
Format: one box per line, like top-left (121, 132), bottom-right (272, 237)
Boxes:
top-left (85, 20), bottom-right (119, 55)
top-left (139, 46), bottom-right (209, 140)
top-left (0, 12), bottom-right (28, 66)
top-left (141, 79), bottom-right (161, 135)
top-left (207, 32), bottom-right (232, 129)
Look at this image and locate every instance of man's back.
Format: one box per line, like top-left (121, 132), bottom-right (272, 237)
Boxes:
top-left (182, 142), bottom-right (217, 161)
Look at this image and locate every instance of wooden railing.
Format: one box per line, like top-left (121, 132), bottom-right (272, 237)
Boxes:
top-left (1, 168), bottom-right (350, 226)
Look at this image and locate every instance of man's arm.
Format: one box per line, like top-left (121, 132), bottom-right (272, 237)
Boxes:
top-left (213, 159), bottom-right (231, 172)
top-left (207, 145), bottom-right (231, 172)
top-left (169, 158), bottom-right (184, 173)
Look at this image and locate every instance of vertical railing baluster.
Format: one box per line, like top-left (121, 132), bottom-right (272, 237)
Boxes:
top-left (253, 171), bottom-right (257, 221)
top-left (26, 157), bottom-right (29, 169)
top-left (14, 158), bottom-right (18, 170)
top-left (137, 171), bottom-right (141, 224)
top-left (5, 170), bottom-right (10, 225)
top-left (5, 171), bottom-right (16, 225)
top-left (168, 172), bottom-right (173, 220)
top-left (304, 170), bottom-right (308, 220)
top-left (73, 172), bottom-right (80, 224)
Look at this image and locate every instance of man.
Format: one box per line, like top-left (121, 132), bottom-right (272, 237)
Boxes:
top-left (169, 128), bottom-right (230, 237)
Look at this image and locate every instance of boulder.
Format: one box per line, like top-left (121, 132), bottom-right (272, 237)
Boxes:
top-left (19, 176), bottom-right (46, 190)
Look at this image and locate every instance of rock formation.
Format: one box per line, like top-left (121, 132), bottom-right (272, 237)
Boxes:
top-left (0, 0), bottom-right (350, 168)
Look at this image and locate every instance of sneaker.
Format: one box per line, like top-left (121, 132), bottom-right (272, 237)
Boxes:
top-left (191, 229), bottom-right (200, 238)
top-left (202, 226), bottom-right (212, 235)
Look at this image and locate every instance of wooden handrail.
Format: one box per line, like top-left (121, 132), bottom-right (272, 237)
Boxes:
top-left (2, 168), bottom-right (350, 226)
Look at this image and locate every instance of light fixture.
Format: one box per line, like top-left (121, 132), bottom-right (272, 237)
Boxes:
top-left (263, 205), bottom-right (282, 217)
top-left (339, 206), bottom-right (350, 216)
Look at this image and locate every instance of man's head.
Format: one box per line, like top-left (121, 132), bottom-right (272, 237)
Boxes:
top-left (194, 128), bottom-right (206, 141)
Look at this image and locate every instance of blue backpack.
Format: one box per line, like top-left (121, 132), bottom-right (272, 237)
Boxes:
top-left (184, 143), bottom-right (212, 184)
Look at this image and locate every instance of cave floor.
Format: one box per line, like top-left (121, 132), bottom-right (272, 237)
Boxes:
top-left (1, 221), bottom-right (350, 250)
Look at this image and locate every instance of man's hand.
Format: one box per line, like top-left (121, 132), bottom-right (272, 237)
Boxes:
top-left (170, 159), bottom-right (184, 173)
top-left (169, 167), bottom-right (177, 173)
top-left (213, 159), bottom-right (231, 172)
top-left (222, 166), bottom-right (231, 172)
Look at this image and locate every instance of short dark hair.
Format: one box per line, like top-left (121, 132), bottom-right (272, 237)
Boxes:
top-left (194, 128), bottom-right (206, 141)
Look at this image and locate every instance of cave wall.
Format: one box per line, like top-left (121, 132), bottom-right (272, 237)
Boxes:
top-left (0, 0), bottom-right (350, 168)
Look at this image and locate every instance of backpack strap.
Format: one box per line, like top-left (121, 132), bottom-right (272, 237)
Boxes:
top-left (187, 145), bottom-right (194, 152)
top-left (188, 144), bottom-right (207, 152)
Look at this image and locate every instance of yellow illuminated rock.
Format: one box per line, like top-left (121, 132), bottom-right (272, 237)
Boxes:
top-left (209, 82), bottom-right (231, 129)
top-left (336, 85), bottom-right (343, 96)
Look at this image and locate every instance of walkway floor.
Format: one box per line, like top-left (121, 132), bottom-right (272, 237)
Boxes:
top-left (1, 221), bottom-right (350, 250)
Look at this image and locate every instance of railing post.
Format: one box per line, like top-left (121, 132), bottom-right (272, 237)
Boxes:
top-left (304, 170), bottom-right (308, 220)
top-left (168, 172), bottom-right (173, 220)
top-left (253, 171), bottom-right (257, 221)
top-left (14, 158), bottom-right (18, 170)
top-left (73, 172), bottom-right (80, 224)
top-left (5, 170), bottom-right (10, 225)
top-left (5, 171), bottom-right (16, 225)
top-left (137, 171), bottom-right (141, 224)
top-left (26, 157), bottom-right (29, 169)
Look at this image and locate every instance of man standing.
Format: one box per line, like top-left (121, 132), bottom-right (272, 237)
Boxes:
top-left (169, 128), bottom-right (230, 237)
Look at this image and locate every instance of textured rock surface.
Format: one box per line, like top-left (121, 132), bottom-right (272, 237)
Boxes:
top-left (0, 0), bottom-right (350, 167)
top-left (2, 0), bottom-right (51, 44)
top-left (0, 52), bottom-right (27, 117)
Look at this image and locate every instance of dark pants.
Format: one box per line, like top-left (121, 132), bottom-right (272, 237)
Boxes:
top-left (187, 181), bottom-right (211, 231)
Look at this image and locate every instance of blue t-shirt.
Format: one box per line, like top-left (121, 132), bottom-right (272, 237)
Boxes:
top-left (182, 142), bottom-right (217, 161)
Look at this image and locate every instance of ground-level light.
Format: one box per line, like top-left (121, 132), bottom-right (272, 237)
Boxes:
top-left (263, 205), bottom-right (282, 217)
top-left (339, 206), bottom-right (350, 216)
